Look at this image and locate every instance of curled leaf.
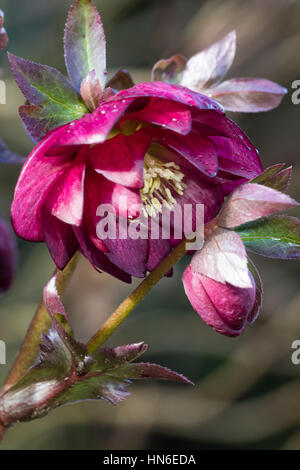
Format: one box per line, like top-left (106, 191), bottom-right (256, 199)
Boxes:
top-left (106, 69), bottom-right (135, 91)
top-left (152, 54), bottom-right (187, 84)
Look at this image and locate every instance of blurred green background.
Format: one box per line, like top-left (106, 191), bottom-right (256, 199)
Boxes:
top-left (1, 0), bottom-right (300, 450)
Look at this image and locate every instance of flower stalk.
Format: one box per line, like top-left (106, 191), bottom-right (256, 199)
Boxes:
top-left (87, 239), bottom-right (188, 353)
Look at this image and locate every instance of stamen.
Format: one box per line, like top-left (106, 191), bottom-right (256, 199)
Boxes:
top-left (140, 153), bottom-right (187, 217)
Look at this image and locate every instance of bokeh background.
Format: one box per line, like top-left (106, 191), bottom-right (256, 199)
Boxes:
top-left (0, 0), bottom-right (300, 450)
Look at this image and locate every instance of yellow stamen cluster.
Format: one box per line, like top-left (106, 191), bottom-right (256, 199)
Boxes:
top-left (141, 154), bottom-right (187, 217)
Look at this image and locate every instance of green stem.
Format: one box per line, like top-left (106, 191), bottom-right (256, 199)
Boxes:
top-left (1, 252), bottom-right (80, 395)
top-left (87, 239), bottom-right (188, 354)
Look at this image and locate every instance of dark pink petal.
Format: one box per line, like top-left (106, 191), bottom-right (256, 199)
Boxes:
top-left (219, 176), bottom-right (247, 195)
top-left (193, 110), bottom-right (263, 178)
top-left (193, 110), bottom-right (257, 154)
top-left (42, 208), bottom-right (78, 271)
top-left (172, 173), bottom-right (223, 226)
top-left (11, 128), bottom-right (72, 241)
top-left (183, 266), bottom-right (240, 336)
top-left (181, 31), bottom-right (236, 91)
top-left (93, 174), bottom-right (141, 220)
top-left (151, 54), bottom-right (187, 84)
top-left (218, 183), bottom-right (299, 228)
top-left (104, 234), bottom-right (148, 278)
top-left (84, 168), bottom-right (141, 239)
top-left (112, 81), bottom-right (223, 111)
top-left (120, 98), bottom-right (192, 135)
top-left (146, 238), bottom-right (171, 272)
top-left (0, 218), bottom-right (16, 293)
top-left (191, 228), bottom-right (252, 288)
top-left (200, 271), bottom-right (255, 331)
top-left (73, 226), bottom-right (131, 283)
top-left (83, 169), bottom-right (110, 252)
top-left (146, 127), bottom-right (218, 177)
top-left (80, 70), bottom-right (103, 112)
top-left (49, 147), bottom-right (86, 226)
top-left (168, 132), bottom-right (218, 177)
top-left (89, 131), bottom-right (151, 188)
top-left (214, 137), bottom-right (262, 179)
top-left (147, 141), bottom-right (223, 224)
top-left (64, 0), bottom-right (107, 91)
top-left (83, 169), bottom-right (147, 277)
top-left (210, 78), bottom-right (287, 112)
top-left (52, 98), bottom-right (134, 147)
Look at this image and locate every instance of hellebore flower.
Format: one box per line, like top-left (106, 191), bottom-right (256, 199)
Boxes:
top-left (9, 0), bottom-right (262, 281)
top-left (182, 265), bottom-right (256, 337)
top-left (0, 218), bottom-right (16, 293)
top-left (11, 81), bottom-right (263, 280)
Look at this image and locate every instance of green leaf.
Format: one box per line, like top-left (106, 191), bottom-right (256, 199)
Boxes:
top-left (64, 0), bottom-right (107, 92)
top-left (236, 215), bottom-right (300, 259)
top-left (8, 53), bottom-right (88, 140)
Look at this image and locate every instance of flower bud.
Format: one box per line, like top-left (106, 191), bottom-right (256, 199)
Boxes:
top-left (182, 265), bottom-right (256, 337)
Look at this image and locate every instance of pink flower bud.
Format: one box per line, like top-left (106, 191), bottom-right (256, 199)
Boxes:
top-left (182, 265), bottom-right (256, 337)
